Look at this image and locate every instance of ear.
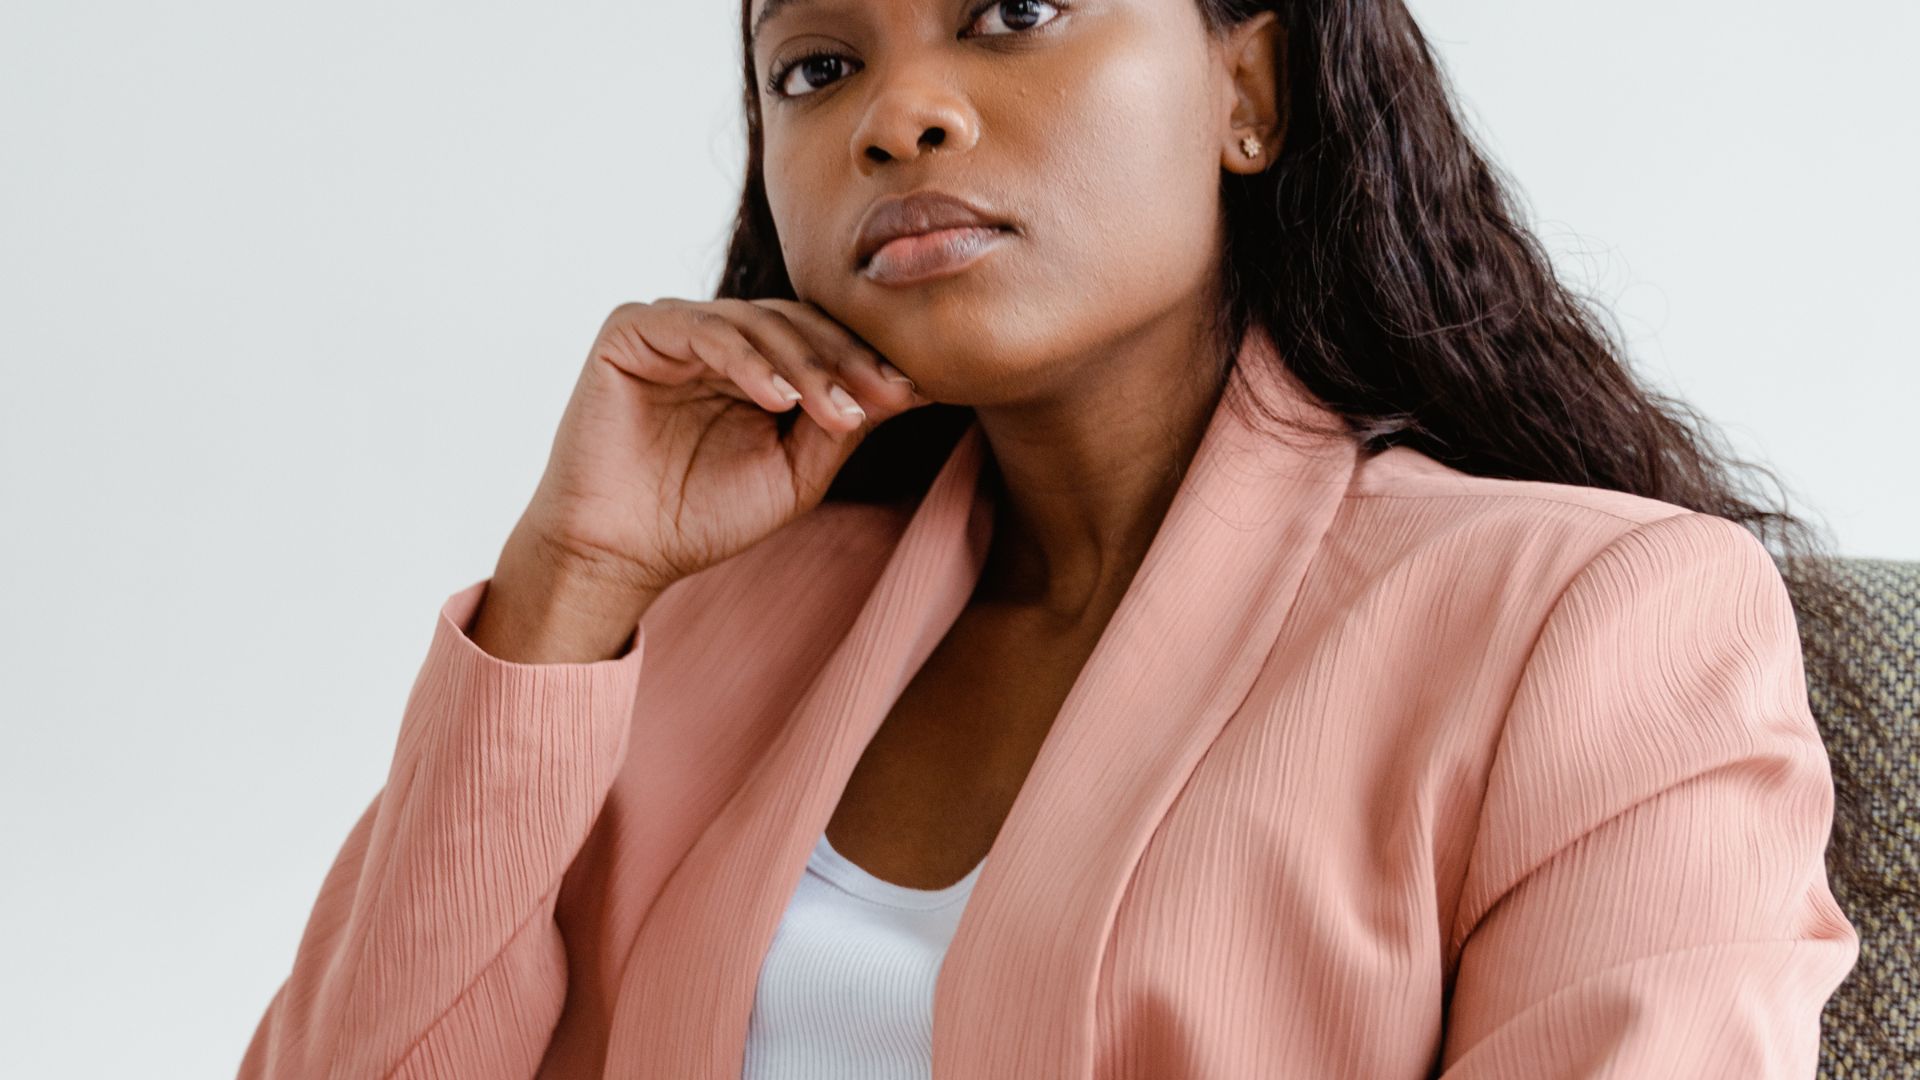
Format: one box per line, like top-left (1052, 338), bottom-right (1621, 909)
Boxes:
top-left (1217, 10), bottom-right (1286, 176)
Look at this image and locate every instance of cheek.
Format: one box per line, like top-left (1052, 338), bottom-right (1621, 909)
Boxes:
top-left (760, 128), bottom-right (841, 292)
top-left (1021, 35), bottom-right (1223, 302)
top-left (760, 141), bottom-right (806, 273)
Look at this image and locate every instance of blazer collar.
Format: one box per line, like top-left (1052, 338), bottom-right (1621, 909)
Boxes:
top-left (606, 323), bottom-right (1364, 1079)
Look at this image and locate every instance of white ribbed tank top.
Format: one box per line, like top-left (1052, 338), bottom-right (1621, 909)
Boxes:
top-left (740, 830), bottom-right (988, 1080)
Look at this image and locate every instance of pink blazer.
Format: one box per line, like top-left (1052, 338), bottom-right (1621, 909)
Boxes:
top-left (238, 327), bottom-right (1859, 1079)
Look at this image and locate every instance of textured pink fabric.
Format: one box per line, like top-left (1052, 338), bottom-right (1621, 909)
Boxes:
top-left (238, 324), bottom-right (1858, 1079)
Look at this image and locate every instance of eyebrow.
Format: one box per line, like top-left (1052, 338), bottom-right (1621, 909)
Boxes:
top-left (750, 0), bottom-right (816, 50)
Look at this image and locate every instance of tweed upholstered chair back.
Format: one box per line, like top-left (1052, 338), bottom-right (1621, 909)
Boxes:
top-left (1805, 557), bottom-right (1919, 1078)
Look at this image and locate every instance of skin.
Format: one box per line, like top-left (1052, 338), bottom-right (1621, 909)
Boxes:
top-left (753, 0), bottom-right (1284, 615)
top-left (746, 0), bottom-right (1286, 887)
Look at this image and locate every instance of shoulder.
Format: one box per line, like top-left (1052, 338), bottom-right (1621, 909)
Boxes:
top-left (1350, 444), bottom-right (1699, 529)
top-left (1321, 444), bottom-right (1778, 620)
top-left (1346, 442), bottom-right (1769, 558)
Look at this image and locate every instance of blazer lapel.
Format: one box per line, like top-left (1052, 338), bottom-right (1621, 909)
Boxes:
top-left (603, 390), bottom-right (997, 1079)
top-left (603, 324), bottom-right (1362, 1079)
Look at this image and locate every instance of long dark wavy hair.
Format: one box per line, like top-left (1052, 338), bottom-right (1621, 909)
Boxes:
top-left (716, 0), bottom-right (1908, 1063)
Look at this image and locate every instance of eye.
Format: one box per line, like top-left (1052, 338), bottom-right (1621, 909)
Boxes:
top-left (966, 0), bottom-right (1064, 36)
top-left (764, 0), bottom-right (1068, 102)
top-left (768, 49), bottom-right (861, 100)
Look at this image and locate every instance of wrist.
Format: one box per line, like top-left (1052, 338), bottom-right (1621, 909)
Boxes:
top-left (471, 529), bottom-right (662, 664)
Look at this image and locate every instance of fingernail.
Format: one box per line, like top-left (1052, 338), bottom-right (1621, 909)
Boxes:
top-left (827, 384), bottom-right (865, 419)
top-left (770, 374), bottom-right (803, 402)
top-left (876, 361), bottom-right (915, 388)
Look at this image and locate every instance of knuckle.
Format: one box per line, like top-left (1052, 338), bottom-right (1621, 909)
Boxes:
top-left (603, 301), bottom-right (646, 329)
top-left (720, 327), bottom-right (767, 368)
top-left (685, 312), bottom-right (739, 354)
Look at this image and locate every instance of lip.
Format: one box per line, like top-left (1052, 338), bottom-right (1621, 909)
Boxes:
top-left (859, 225), bottom-right (1013, 286)
top-left (853, 189), bottom-right (1017, 278)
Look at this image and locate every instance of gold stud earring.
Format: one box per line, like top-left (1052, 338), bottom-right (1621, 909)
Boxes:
top-left (1239, 133), bottom-right (1263, 159)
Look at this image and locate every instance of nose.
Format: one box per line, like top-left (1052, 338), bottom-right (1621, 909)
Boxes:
top-left (849, 67), bottom-right (980, 169)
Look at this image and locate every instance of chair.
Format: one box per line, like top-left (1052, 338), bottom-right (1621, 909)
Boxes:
top-left (1807, 557), bottom-right (1920, 1078)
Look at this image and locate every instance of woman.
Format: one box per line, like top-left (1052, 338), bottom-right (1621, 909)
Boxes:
top-left (238, 0), bottom-right (1889, 1077)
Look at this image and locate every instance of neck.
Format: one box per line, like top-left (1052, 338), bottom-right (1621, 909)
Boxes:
top-left (967, 309), bottom-right (1233, 625)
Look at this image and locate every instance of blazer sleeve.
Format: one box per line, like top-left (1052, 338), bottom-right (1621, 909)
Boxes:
top-left (236, 577), bottom-right (647, 1080)
top-left (1437, 511), bottom-right (1860, 1078)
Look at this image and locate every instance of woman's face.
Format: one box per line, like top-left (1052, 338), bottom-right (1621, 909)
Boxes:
top-left (747, 0), bottom-right (1275, 403)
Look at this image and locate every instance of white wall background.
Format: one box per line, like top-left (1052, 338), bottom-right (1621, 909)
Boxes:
top-left (1, 2), bottom-right (1912, 1076)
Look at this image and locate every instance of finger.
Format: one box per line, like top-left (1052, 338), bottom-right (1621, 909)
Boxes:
top-left (704, 298), bottom-right (871, 432)
top-left (626, 300), bottom-right (805, 414)
top-left (593, 301), bottom-right (710, 385)
top-left (693, 372), bottom-right (760, 403)
top-left (748, 299), bottom-right (929, 410)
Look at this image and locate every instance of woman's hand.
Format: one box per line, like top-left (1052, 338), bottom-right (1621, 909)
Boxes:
top-left (516, 297), bottom-right (930, 602)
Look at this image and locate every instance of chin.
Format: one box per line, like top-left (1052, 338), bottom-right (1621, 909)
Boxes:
top-left (865, 292), bottom-right (1033, 346)
top-left (864, 331), bottom-right (967, 378)
top-left (811, 282), bottom-right (1062, 385)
